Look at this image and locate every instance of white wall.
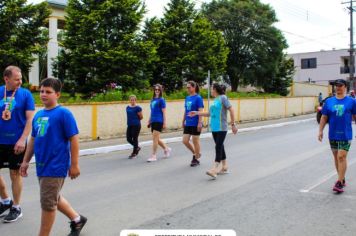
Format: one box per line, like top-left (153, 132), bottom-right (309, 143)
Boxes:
top-left (289, 49), bottom-right (349, 85)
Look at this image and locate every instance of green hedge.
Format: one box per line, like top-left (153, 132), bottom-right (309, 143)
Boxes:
top-left (32, 89), bottom-right (281, 104)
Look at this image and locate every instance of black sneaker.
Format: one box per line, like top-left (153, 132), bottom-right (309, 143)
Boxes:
top-left (128, 151), bottom-right (137, 159)
top-left (0, 201), bottom-right (13, 218)
top-left (3, 207), bottom-right (22, 223)
top-left (68, 215), bottom-right (87, 236)
top-left (135, 147), bottom-right (141, 155)
top-left (190, 156), bottom-right (200, 167)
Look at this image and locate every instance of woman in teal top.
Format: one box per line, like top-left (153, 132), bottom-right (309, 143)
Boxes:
top-left (189, 83), bottom-right (238, 179)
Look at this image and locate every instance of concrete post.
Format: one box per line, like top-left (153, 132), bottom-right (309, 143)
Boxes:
top-left (47, 17), bottom-right (58, 78)
top-left (29, 54), bottom-right (40, 87)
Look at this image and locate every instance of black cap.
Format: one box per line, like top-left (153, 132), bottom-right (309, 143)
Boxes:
top-left (335, 79), bottom-right (347, 86)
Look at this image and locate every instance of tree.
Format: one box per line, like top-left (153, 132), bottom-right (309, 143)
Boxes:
top-left (263, 56), bottom-right (294, 96)
top-left (203, 0), bottom-right (289, 92)
top-left (54, 0), bottom-right (155, 94)
top-left (143, 0), bottom-right (228, 91)
top-left (0, 0), bottom-right (50, 82)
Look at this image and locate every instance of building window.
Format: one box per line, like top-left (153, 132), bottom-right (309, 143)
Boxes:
top-left (301, 58), bottom-right (317, 69)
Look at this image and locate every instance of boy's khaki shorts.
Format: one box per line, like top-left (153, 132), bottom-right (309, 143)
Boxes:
top-left (38, 177), bottom-right (65, 211)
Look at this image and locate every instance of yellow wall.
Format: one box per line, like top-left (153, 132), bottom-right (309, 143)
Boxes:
top-left (38, 97), bottom-right (316, 140)
top-left (290, 82), bottom-right (330, 98)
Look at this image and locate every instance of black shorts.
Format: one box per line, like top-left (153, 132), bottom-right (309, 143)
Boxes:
top-left (0, 144), bottom-right (25, 170)
top-left (151, 122), bottom-right (163, 133)
top-left (183, 126), bottom-right (201, 136)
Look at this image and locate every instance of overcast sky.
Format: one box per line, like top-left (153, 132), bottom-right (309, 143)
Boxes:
top-left (27, 0), bottom-right (351, 54)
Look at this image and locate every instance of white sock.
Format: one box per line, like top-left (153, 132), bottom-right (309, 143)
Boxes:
top-left (2, 198), bottom-right (11, 205)
top-left (12, 205), bottom-right (20, 210)
top-left (73, 215), bottom-right (81, 223)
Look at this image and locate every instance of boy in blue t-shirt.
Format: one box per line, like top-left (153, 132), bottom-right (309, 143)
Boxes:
top-left (319, 79), bottom-right (356, 193)
top-left (20, 78), bottom-right (87, 236)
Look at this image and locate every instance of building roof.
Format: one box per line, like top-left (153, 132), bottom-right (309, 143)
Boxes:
top-left (47, 0), bottom-right (67, 9)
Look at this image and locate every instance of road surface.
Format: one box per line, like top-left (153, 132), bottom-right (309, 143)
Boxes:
top-left (1, 120), bottom-right (356, 236)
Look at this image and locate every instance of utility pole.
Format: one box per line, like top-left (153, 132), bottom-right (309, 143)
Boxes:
top-left (343, 1), bottom-right (356, 90)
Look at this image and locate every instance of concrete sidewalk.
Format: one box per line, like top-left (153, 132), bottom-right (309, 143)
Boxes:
top-left (79, 113), bottom-right (316, 151)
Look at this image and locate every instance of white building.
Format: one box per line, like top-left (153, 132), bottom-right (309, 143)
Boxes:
top-left (29, 0), bottom-right (66, 87)
top-left (288, 49), bottom-right (352, 86)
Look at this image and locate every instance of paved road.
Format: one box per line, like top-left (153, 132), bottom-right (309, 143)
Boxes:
top-left (1, 119), bottom-right (356, 236)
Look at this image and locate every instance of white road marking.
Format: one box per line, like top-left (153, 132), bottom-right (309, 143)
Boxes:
top-left (300, 158), bottom-right (356, 193)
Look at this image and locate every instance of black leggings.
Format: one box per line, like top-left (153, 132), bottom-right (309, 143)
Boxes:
top-left (126, 125), bottom-right (141, 149)
top-left (212, 131), bottom-right (227, 163)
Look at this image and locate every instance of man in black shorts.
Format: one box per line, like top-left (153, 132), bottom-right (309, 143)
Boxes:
top-left (0, 66), bottom-right (35, 222)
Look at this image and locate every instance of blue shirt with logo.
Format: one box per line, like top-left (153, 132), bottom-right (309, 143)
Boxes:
top-left (321, 96), bottom-right (356, 141)
top-left (126, 105), bottom-right (142, 126)
top-left (150, 97), bottom-right (166, 123)
top-left (32, 106), bottom-right (79, 177)
top-left (185, 94), bottom-right (204, 127)
top-left (0, 86), bottom-right (35, 145)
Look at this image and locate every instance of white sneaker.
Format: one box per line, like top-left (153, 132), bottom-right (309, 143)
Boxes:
top-left (147, 154), bottom-right (157, 162)
top-left (164, 147), bottom-right (172, 158)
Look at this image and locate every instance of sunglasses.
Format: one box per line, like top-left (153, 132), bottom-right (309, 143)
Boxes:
top-left (186, 86), bottom-right (192, 89)
top-left (154, 89), bottom-right (160, 91)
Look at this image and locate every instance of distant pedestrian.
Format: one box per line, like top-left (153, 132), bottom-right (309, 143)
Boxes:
top-left (318, 79), bottom-right (356, 193)
top-left (189, 83), bottom-right (238, 179)
top-left (126, 95), bottom-right (143, 159)
top-left (349, 90), bottom-right (355, 99)
top-left (20, 78), bottom-right (87, 236)
top-left (318, 92), bottom-right (323, 106)
top-left (182, 81), bottom-right (204, 167)
top-left (147, 84), bottom-right (171, 162)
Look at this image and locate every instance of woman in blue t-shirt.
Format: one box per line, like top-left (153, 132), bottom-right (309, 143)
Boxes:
top-left (147, 84), bottom-right (171, 162)
top-left (182, 81), bottom-right (204, 167)
top-left (126, 95), bottom-right (143, 159)
top-left (189, 83), bottom-right (238, 179)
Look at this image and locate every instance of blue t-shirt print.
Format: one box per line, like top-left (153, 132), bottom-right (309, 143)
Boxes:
top-left (0, 86), bottom-right (35, 145)
top-left (185, 95), bottom-right (204, 127)
top-left (321, 96), bottom-right (356, 141)
top-left (150, 97), bottom-right (166, 123)
top-left (32, 106), bottom-right (79, 177)
top-left (35, 117), bottom-right (50, 137)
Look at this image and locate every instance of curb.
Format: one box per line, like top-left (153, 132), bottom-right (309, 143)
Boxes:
top-left (79, 118), bottom-right (314, 157)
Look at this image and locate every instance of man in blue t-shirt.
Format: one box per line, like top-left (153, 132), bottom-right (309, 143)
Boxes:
top-left (0, 66), bottom-right (35, 222)
top-left (319, 79), bottom-right (356, 193)
top-left (20, 78), bottom-right (87, 236)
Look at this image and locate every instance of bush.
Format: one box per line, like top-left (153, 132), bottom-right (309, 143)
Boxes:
top-left (31, 89), bottom-right (281, 104)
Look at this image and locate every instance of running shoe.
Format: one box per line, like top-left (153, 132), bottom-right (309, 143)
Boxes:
top-left (68, 215), bottom-right (87, 236)
top-left (190, 156), bottom-right (200, 167)
top-left (147, 154), bottom-right (157, 162)
top-left (343, 178), bottom-right (346, 187)
top-left (128, 151), bottom-right (137, 159)
top-left (217, 168), bottom-right (229, 175)
top-left (333, 181), bottom-right (344, 193)
top-left (135, 147), bottom-right (141, 155)
top-left (3, 207), bottom-right (22, 223)
top-left (206, 170), bottom-right (217, 179)
top-left (0, 200), bottom-right (12, 218)
top-left (164, 147), bottom-right (172, 158)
